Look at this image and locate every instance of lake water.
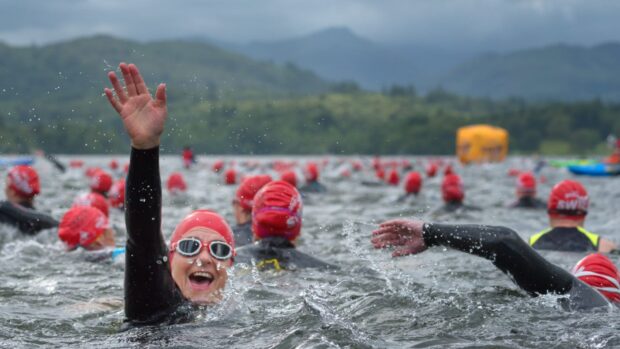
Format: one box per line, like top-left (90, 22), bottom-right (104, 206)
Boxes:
top-left (1, 155), bottom-right (619, 348)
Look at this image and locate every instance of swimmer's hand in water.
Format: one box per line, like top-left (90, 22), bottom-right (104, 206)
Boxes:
top-left (104, 62), bottom-right (167, 149)
top-left (371, 219), bottom-right (427, 257)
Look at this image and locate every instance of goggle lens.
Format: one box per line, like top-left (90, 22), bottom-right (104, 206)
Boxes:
top-left (175, 238), bottom-right (232, 260)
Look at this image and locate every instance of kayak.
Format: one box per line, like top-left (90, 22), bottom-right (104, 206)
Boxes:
top-left (549, 159), bottom-right (596, 168)
top-left (0, 156), bottom-right (35, 167)
top-left (568, 163), bottom-right (620, 177)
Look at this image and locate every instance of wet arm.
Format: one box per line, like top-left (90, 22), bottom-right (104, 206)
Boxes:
top-left (422, 223), bottom-right (575, 296)
top-left (125, 147), bottom-right (183, 323)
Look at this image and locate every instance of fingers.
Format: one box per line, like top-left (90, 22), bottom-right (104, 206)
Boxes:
top-left (129, 64), bottom-right (149, 95)
top-left (107, 72), bottom-right (128, 104)
top-left (120, 63), bottom-right (138, 97)
top-left (104, 88), bottom-right (122, 113)
top-left (154, 83), bottom-right (167, 107)
top-left (379, 219), bottom-right (410, 228)
top-left (392, 243), bottom-right (426, 258)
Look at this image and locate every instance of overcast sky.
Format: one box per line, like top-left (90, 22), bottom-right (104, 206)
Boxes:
top-left (1, 0), bottom-right (618, 51)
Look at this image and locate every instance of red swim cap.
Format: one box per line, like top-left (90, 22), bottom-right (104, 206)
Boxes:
top-left (73, 192), bottom-right (109, 217)
top-left (375, 167), bottom-right (385, 180)
top-left (442, 174), bottom-right (464, 203)
top-left (425, 163), bottom-right (438, 178)
top-left (58, 206), bottom-right (109, 249)
top-left (548, 180), bottom-right (589, 218)
top-left (404, 171), bottom-right (422, 194)
top-left (109, 159), bottom-right (119, 170)
top-left (235, 174), bottom-right (273, 211)
top-left (169, 209), bottom-right (235, 262)
top-left (443, 164), bottom-right (454, 176)
top-left (280, 170), bottom-right (297, 187)
top-left (252, 180), bottom-right (302, 241)
top-left (166, 172), bottom-right (187, 193)
top-left (109, 179), bottom-right (125, 209)
top-left (573, 253), bottom-right (620, 303)
top-left (89, 169), bottom-right (113, 194)
top-left (305, 162), bottom-right (319, 182)
top-left (7, 165), bottom-right (40, 198)
top-left (224, 168), bottom-right (237, 185)
top-left (387, 168), bottom-right (400, 186)
top-left (517, 172), bottom-right (537, 195)
top-left (85, 167), bottom-right (100, 177)
top-left (212, 160), bottom-right (224, 173)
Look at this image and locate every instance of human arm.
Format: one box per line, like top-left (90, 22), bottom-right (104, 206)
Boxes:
top-left (105, 63), bottom-right (183, 324)
top-left (371, 219), bottom-right (575, 296)
top-left (598, 238), bottom-right (617, 253)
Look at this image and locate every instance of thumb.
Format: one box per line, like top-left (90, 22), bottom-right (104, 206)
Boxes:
top-left (155, 83), bottom-right (166, 106)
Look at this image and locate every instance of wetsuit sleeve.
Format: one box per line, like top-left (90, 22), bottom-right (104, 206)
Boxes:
top-left (422, 223), bottom-right (574, 296)
top-left (125, 147), bottom-right (184, 324)
top-left (0, 201), bottom-right (58, 235)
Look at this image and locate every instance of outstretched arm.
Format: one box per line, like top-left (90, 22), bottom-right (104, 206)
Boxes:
top-left (371, 219), bottom-right (574, 296)
top-left (105, 63), bottom-right (182, 324)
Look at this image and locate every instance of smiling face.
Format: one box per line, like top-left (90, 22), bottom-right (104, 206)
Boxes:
top-left (170, 228), bottom-right (233, 304)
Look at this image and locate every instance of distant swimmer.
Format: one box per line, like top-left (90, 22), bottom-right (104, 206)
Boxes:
top-left (529, 180), bottom-right (616, 253)
top-left (431, 174), bottom-right (480, 215)
top-left (397, 171), bottom-right (422, 202)
top-left (182, 146), bottom-right (196, 169)
top-left (108, 179), bottom-right (125, 210)
top-left (508, 172), bottom-right (546, 209)
top-left (73, 192), bottom-right (110, 218)
top-left (299, 162), bottom-right (327, 193)
top-left (0, 165), bottom-right (58, 234)
top-left (232, 174), bottom-right (272, 247)
top-left (58, 206), bottom-right (115, 251)
top-left (166, 172), bottom-right (187, 194)
top-left (105, 62), bottom-right (234, 327)
top-left (280, 170), bottom-right (297, 187)
top-left (371, 219), bottom-right (619, 311)
top-left (236, 180), bottom-right (335, 271)
top-left (88, 169), bottom-right (113, 197)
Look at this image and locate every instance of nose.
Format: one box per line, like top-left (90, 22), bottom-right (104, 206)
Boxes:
top-left (196, 246), bottom-right (214, 265)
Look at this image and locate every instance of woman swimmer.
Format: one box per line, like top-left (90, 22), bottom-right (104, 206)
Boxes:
top-left (104, 62), bottom-right (234, 326)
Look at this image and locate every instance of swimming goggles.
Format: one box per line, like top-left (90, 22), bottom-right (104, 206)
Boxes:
top-left (171, 238), bottom-right (233, 260)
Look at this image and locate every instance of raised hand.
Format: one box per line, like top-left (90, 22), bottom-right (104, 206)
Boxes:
top-left (104, 63), bottom-right (167, 149)
top-left (371, 219), bottom-right (428, 257)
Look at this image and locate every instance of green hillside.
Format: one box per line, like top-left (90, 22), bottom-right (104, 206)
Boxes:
top-left (440, 43), bottom-right (620, 101)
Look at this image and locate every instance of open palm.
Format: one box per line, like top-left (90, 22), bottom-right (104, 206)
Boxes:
top-left (104, 63), bottom-right (167, 149)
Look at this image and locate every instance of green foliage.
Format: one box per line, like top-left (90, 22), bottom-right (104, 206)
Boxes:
top-left (0, 37), bottom-right (619, 155)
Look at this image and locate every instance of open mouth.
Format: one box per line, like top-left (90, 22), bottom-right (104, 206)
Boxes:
top-left (188, 271), bottom-right (214, 290)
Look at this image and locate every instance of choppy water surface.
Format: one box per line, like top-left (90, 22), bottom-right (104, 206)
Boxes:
top-left (1, 155), bottom-right (620, 348)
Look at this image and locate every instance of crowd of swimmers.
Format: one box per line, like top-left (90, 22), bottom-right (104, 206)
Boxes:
top-left (1, 62), bottom-right (619, 328)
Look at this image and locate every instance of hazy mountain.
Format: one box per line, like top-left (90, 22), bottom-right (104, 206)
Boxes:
top-left (440, 43), bottom-right (620, 101)
top-left (225, 27), bottom-right (471, 91)
top-left (0, 35), bottom-right (330, 103)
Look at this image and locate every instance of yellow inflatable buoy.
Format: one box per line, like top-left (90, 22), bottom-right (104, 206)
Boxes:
top-left (456, 125), bottom-right (509, 164)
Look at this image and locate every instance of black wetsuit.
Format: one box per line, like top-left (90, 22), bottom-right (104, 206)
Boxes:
top-left (236, 237), bottom-right (335, 271)
top-left (529, 227), bottom-right (599, 252)
top-left (123, 147), bottom-right (185, 328)
top-left (0, 200), bottom-right (58, 235)
top-left (509, 196), bottom-right (546, 209)
top-left (232, 222), bottom-right (253, 247)
top-left (422, 223), bottom-right (610, 310)
top-left (299, 181), bottom-right (327, 194)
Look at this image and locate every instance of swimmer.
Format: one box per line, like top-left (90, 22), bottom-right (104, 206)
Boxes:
top-left (235, 180), bottom-right (334, 271)
top-left (232, 174), bottom-right (272, 247)
top-left (88, 169), bottom-right (113, 197)
top-left (397, 171), bottom-right (422, 202)
top-left (603, 140), bottom-right (620, 165)
top-left (105, 62), bottom-right (234, 326)
top-left (108, 179), bottom-right (125, 210)
top-left (182, 146), bottom-right (195, 169)
top-left (529, 180), bottom-right (616, 252)
top-left (371, 219), bottom-right (619, 310)
top-left (73, 192), bottom-right (110, 218)
top-left (299, 162), bottom-right (327, 193)
top-left (58, 206), bottom-right (115, 251)
top-left (508, 172), bottom-right (546, 209)
top-left (166, 172), bottom-right (187, 194)
top-left (0, 165), bottom-right (58, 234)
top-left (430, 174), bottom-right (479, 216)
